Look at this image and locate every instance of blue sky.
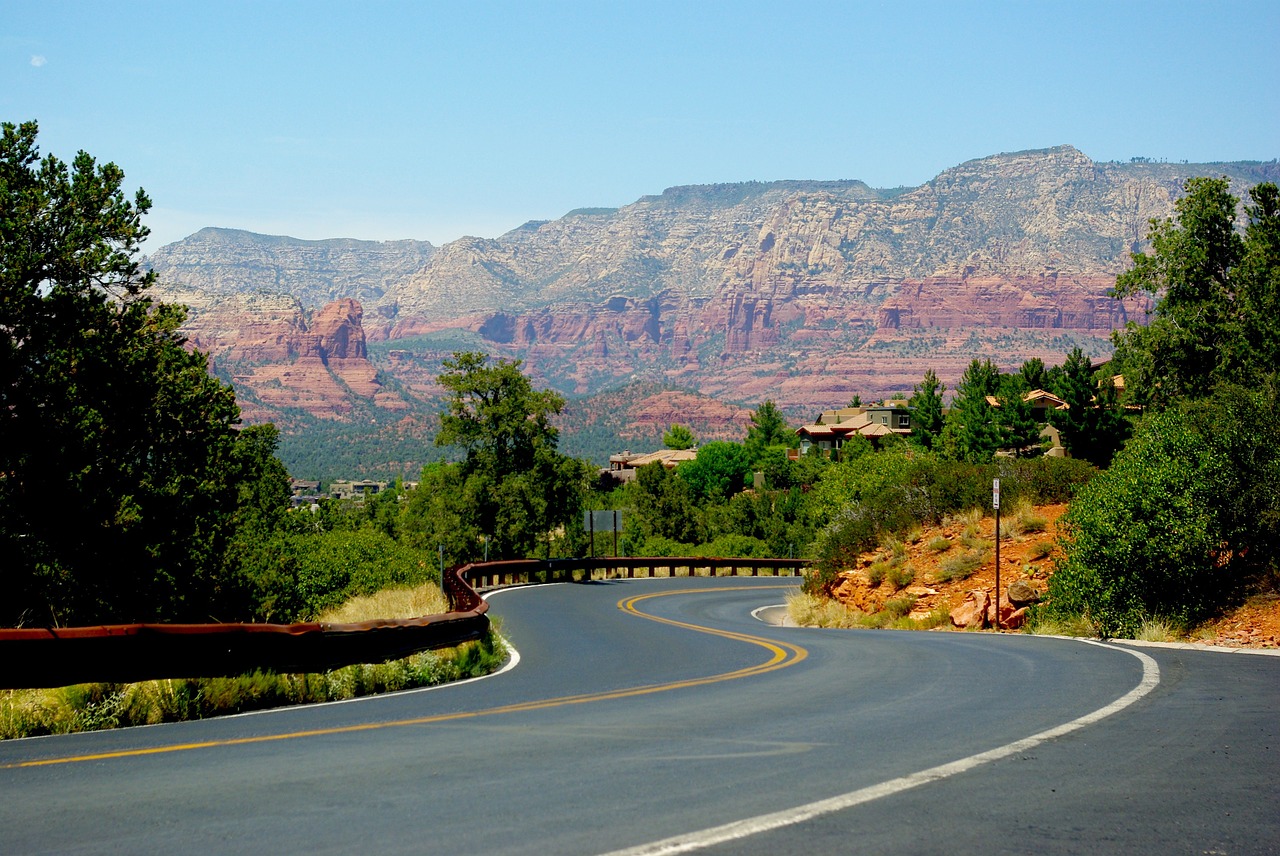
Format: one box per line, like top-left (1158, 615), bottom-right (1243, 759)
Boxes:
top-left (5, 1), bottom-right (1278, 251)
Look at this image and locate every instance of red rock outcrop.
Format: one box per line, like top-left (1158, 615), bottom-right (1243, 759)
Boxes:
top-left (181, 297), bottom-right (404, 420)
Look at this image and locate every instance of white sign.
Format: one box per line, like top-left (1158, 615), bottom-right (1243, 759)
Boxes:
top-left (992, 478), bottom-right (1001, 510)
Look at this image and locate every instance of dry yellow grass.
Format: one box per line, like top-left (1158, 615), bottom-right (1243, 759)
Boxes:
top-left (316, 582), bottom-right (450, 624)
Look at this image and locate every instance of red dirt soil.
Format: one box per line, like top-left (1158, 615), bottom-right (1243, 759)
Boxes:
top-left (827, 504), bottom-right (1280, 648)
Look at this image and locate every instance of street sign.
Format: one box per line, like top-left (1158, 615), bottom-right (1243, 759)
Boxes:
top-left (992, 478), bottom-right (1001, 510)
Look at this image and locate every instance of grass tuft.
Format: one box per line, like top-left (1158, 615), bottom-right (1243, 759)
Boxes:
top-left (926, 535), bottom-right (951, 553)
top-left (1135, 617), bottom-right (1182, 642)
top-left (315, 582), bottom-right (449, 624)
top-left (934, 549), bottom-right (987, 583)
top-left (888, 562), bottom-right (916, 589)
top-left (786, 592), bottom-right (863, 629)
top-left (1027, 539), bottom-right (1056, 561)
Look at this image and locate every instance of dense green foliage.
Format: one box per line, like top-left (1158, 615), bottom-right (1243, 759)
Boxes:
top-left (1044, 385), bottom-right (1280, 636)
top-left (907, 369), bottom-right (945, 450)
top-left (1111, 178), bottom-right (1280, 407)
top-left (1047, 347), bottom-right (1130, 467)
top-left (1043, 178), bottom-right (1280, 636)
top-left (662, 423), bottom-right (697, 450)
top-left (0, 121), bottom-right (288, 626)
top-left (407, 352), bottom-right (593, 564)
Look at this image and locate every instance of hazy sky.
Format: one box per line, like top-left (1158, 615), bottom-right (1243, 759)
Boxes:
top-left (5, 1), bottom-right (1278, 251)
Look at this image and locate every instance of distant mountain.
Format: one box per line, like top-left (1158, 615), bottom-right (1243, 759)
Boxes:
top-left (149, 147), bottom-right (1279, 430)
top-left (149, 228), bottom-right (436, 315)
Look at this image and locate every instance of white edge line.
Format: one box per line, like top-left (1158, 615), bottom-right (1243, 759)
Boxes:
top-left (599, 640), bottom-right (1161, 856)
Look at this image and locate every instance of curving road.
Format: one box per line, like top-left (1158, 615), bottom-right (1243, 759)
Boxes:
top-left (2, 577), bottom-right (1277, 854)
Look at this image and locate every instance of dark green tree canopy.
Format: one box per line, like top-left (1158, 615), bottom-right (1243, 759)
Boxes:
top-left (744, 399), bottom-right (793, 462)
top-left (428, 351), bottom-right (589, 561)
top-left (939, 358), bottom-right (1002, 462)
top-left (435, 351), bottom-right (564, 479)
top-left (677, 441), bottom-right (752, 504)
top-left (1, 120), bottom-right (267, 625)
top-left (1047, 347), bottom-right (1130, 467)
top-left (1111, 177), bottom-right (1280, 406)
top-left (908, 369), bottom-right (945, 451)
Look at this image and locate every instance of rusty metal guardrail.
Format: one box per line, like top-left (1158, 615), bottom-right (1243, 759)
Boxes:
top-left (0, 556), bottom-right (807, 689)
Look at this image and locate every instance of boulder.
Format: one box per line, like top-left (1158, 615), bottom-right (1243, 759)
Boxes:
top-left (1003, 606), bottom-right (1029, 630)
top-left (950, 590), bottom-right (990, 629)
top-left (1007, 579), bottom-right (1041, 606)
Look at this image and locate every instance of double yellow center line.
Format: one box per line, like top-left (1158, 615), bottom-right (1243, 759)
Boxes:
top-left (2, 585), bottom-right (807, 770)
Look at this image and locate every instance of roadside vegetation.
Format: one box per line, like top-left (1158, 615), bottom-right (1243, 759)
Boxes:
top-left (0, 581), bottom-right (505, 740)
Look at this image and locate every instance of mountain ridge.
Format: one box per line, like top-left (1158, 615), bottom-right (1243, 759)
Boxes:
top-left (147, 146), bottom-right (1279, 427)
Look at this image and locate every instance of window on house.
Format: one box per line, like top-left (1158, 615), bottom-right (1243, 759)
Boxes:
top-left (898, 415), bottom-right (910, 428)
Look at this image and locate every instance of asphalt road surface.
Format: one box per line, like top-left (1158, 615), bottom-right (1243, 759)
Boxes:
top-left (2, 576), bottom-right (1277, 854)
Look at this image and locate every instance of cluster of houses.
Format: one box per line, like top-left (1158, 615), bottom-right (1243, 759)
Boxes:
top-left (794, 390), bottom-right (1070, 459)
top-left (602, 389), bottom-right (1072, 484)
top-left (289, 478), bottom-right (404, 508)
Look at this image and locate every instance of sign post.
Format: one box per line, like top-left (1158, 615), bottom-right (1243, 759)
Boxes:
top-left (584, 510), bottom-right (623, 560)
top-left (992, 478), bottom-right (1001, 630)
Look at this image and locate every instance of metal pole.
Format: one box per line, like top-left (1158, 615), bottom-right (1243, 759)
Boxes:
top-left (612, 510), bottom-right (619, 558)
top-left (993, 480), bottom-right (1001, 631)
top-left (589, 511), bottom-right (595, 559)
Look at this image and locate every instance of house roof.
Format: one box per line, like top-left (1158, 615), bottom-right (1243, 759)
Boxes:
top-left (985, 389), bottom-right (1068, 410)
top-left (622, 448), bottom-right (698, 468)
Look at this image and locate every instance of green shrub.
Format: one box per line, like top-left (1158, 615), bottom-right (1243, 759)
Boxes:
top-left (888, 562), bottom-right (916, 589)
top-left (237, 529), bottom-right (438, 622)
top-left (926, 535), bottom-right (951, 553)
top-left (1002, 456), bottom-right (1097, 504)
top-left (632, 535), bottom-right (693, 558)
top-left (1044, 386), bottom-right (1280, 637)
top-left (883, 595), bottom-right (917, 619)
top-left (935, 549), bottom-right (987, 583)
top-left (866, 559), bottom-right (890, 588)
top-left (1028, 539), bottom-right (1056, 561)
top-left (692, 534), bottom-right (772, 558)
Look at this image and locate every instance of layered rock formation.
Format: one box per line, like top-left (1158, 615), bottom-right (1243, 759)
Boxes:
top-left (186, 295), bottom-right (404, 421)
top-left (149, 147), bottom-right (1280, 422)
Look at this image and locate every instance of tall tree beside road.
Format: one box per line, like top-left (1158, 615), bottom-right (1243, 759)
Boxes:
top-left (0, 121), bottom-right (255, 625)
top-left (1048, 179), bottom-right (1280, 636)
top-left (1111, 177), bottom-right (1280, 407)
top-left (428, 351), bottom-right (590, 561)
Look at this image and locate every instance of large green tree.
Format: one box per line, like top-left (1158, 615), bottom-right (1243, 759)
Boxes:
top-left (677, 440), bottom-right (753, 504)
top-left (426, 351), bottom-right (589, 560)
top-left (663, 423), bottom-right (697, 451)
top-left (907, 368), bottom-right (946, 451)
top-left (1046, 384), bottom-right (1280, 636)
top-left (1, 121), bottom-right (257, 625)
top-left (744, 399), bottom-right (793, 463)
top-left (1111, 177), bottom-right (1280, 406)
top-left (938, 358), bottom-right (1002, 462)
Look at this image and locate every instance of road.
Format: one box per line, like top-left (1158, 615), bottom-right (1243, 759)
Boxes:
top-left (2, 576), bottom-right (1277, 854)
